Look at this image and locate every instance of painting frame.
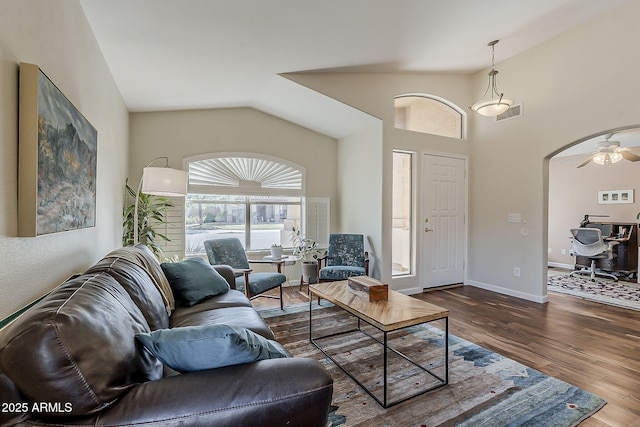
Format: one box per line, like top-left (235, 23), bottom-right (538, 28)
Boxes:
top-left (18, 63), bottom-right (97, 237)
top-left (597, 189), bottom-right (634, 205)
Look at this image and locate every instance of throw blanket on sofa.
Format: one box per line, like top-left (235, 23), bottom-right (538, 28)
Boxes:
top-left (105, 245), bottom-right (175, 313)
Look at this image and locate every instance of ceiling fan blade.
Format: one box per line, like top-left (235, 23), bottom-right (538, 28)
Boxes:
top-left (620, 151), bottom-right (640, 161)
top-left (577, 156), bottom-right (594, 168)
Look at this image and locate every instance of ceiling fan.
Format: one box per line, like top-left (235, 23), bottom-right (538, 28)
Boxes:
top-left (577, 134), bottom-right (640, 168)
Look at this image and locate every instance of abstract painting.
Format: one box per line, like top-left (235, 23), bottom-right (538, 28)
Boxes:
top-left (18, 63), bottom-right (97, 236)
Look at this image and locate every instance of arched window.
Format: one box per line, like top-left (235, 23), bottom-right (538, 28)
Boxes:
top-left (394, 94), bottom-right (464, 139)
top-left (181, 153), bottom-right (327, 254)
top-left (187, 153), bottom-right (305, 195)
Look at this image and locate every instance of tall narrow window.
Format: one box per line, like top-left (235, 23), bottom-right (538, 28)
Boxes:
top-left (392, 151), bottom-right (413, 276)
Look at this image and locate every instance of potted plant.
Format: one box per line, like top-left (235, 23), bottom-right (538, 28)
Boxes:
top-left (270, 243), bottom-right (283, 259)
top-left (122, 180), bottom-right (174, 257)
top-left (291, 227), bottom-right (324, 284)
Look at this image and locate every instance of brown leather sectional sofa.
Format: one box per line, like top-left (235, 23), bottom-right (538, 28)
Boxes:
top-left (0, 245), bottom-right (333, 426)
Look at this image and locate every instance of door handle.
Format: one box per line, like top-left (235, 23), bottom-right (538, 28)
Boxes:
top-left (425, 227), bottom-right (434, 232)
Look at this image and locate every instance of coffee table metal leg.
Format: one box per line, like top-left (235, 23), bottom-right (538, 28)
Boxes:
top-left (383, 331), bottom-right (388, 407)
top-left (445, 316), bottom-right (449, 384)
top-left (309, 311), bottom-right (448, 407)
top-left (309, 295), bottom-right (313, 342)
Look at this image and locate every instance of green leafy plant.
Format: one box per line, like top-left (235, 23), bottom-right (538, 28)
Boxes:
top-left (122, 180), bottom-right (174, 257)
top-left (291, 227), bottom-right (324, 262)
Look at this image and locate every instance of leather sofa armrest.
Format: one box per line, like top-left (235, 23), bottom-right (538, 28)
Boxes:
top-left (0, 369), bottom-right (31, 426)
top-left (212, 264), bottom-right (237, 290)
top-left (96, 358), bottom-right (333, 427)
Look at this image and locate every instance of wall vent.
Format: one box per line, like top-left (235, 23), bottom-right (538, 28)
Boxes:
top-left (495, 103), bottom-right (523, 122)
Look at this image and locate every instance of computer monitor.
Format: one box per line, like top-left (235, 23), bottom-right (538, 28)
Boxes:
top-left (586, 223), bottom-right (613, 238)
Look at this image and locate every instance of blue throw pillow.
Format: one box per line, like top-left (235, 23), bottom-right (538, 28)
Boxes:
top-left (161, 258), bottom-right (230, 306)
top-left (135, 324), bottom-right (290, 372)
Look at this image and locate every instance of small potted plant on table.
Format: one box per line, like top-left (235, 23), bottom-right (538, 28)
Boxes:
top-left (291, 227), bottom-right (324, 284)
top-left (270, 243), bottom-right (283, 259)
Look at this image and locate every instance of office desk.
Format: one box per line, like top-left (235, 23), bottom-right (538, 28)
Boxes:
top-left (575, 222), bottom-right (638, 278)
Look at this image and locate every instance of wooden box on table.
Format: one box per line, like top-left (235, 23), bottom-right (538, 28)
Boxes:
top-left (347, 276), bottom-right (388, 301)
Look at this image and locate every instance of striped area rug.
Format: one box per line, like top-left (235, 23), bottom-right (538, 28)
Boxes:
top-left (261, 303), bottom-right (606, 426)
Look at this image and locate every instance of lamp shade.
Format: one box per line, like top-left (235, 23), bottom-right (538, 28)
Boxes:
top-left (471, 97), bottom-right (513, 117)
top-left (471, 40), bottom-right (514, 117)
top-left (141, 167), bottom-right (188, 196)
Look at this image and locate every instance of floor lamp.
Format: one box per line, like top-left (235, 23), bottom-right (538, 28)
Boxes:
top-left (133, 157), bottom-right (188, 244)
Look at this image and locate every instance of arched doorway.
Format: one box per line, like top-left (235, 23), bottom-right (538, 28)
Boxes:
top-left (546, 125), bottom-right (640, 288)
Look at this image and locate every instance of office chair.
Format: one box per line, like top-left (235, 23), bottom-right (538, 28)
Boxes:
top-left (569, 228), bottom-right (619, 281)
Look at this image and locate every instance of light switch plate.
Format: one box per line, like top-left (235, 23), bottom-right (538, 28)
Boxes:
top-left (507, 213), bottom-right (522, 223)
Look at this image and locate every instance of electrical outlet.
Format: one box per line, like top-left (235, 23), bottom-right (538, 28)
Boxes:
top-left (561, 248), bottom-right (566, 255)
top-left (513, 267), bottom-right (521, 277)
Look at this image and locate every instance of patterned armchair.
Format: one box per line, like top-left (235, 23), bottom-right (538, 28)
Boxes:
top-left (318, 234), bottom-right (369, 282)
top-left (204, 238), bottom-right (286, 309)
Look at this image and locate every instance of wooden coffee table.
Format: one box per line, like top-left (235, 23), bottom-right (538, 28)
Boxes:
top-left (309, 281), bottom-right (449, 408)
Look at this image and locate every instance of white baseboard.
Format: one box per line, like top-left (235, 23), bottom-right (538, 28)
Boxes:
top-left (548, 262), bottom-right (573, 270)
top-left (395, 286), bottom-right (423, 296)
top-left (284, 280), bottom-right (302, 288)
top-left (465, 279), bottom-right (549, 304)
top-left (295, 280), bottom-right (549, 304)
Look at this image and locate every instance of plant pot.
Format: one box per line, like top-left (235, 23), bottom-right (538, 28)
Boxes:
top-left (302, 260), bottom-right (318, 284)
top-left (270, 246), bottom-right (283, 258)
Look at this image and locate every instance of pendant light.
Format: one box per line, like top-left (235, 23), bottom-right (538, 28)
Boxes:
top-left (471, 40), bottom-right (513, 117)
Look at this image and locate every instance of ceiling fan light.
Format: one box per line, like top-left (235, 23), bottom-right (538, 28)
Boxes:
top-left (610, 152), bottom-right (623, 163)
top-left (592, 153), bottom-right (606, 165)
top-left (471, 97), bottom-right (514, 117)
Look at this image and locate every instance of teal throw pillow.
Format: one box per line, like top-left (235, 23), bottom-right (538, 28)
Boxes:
top-left (161, 257), bottom-right (230, 306)
top-left (135, 324), bottom-right (290, 372)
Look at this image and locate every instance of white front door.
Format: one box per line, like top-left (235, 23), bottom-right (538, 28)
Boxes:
top-left (422, 154), bottom-right (466, 288)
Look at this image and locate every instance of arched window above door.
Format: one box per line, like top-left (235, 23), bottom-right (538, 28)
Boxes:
top-left (394, 94), bottom-right (464, 139)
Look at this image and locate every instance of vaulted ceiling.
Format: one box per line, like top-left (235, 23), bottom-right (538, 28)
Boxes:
top-left (80, 0), bottom-right (629, 139)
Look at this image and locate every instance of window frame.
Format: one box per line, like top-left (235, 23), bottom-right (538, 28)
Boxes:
top-left (394, 93), bottom-right (466, 139)
top-left (185, 194), bottom-right (302, 252)
top-left (391, 150), bottom-right (415, 277)
top-left (183, 153), bottom-right (309, 254)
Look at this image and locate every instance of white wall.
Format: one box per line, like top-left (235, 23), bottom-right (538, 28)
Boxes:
top-left (469, 0), bottom-right (640, 301)
top-left (279, 1), bottom-right (640, 300)
top-left (337, 122), bottom-right (383, 278)
top-left (129, 107), bottom-right (338, 202)
top-left (285, 72), bottom-right (472, 287)
top-left (0, 0), bottom-right (129, 318)
top-left (129, 107), bottom-right (339, 271)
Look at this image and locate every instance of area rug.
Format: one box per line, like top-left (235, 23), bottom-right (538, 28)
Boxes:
top-left (548, 274), bottom-right (640, 311)
top-left (260, 303), bottom-right (606, 426)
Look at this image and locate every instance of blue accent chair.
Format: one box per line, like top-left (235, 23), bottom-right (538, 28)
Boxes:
top-left (318, 234), bottom-right (369, 282)
top-left (204, 238), bottom-right (286, 309)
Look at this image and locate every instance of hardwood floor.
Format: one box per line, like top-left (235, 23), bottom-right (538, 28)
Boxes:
top-left (253, 284), bottom-right (640, 426)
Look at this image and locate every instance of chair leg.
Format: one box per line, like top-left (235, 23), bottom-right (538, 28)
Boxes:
top-left (279, 284), bottom-right (283, 310)
top-left (590, 261), bottom-right (618, 281)
top-left (577, 259), bottom-right (618, 282)
top-left (243, 271), bottom-right (251, 299)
